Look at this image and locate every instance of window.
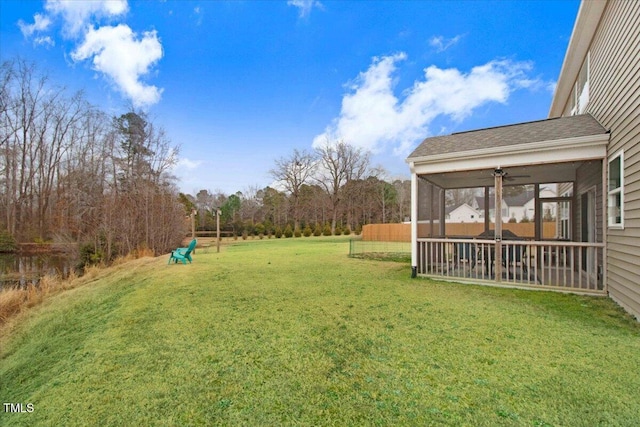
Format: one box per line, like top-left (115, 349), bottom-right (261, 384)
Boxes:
top-left (570, 52), bottom-right (590, 115)
top-left (608, 151), bottom-right (624, 228)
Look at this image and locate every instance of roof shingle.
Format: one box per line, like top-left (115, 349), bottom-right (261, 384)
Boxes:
top-left (408, 114), bottom-right (608, 159)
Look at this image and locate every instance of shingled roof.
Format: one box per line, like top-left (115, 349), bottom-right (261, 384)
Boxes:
top-left (408, 114), bottom-right (608, 159)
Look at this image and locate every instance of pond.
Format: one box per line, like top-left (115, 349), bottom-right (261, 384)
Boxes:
top-left (0, 252), bottom-right (79, 290)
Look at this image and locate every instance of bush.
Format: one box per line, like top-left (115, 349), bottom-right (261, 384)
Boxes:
top-left (275, 227), bottom-right (283, 239)
top-left (0, 230), bottom-right (18, 252)
top-left (284, 225), bottom-right (293, 238)
top-left (303, 225), bottom-right (313, 237)
top-left (294, 227), bottom-right (302, 238)
top-left (354, 225), bottom-right (362, 236)
top-left (334, 225), bottom-right (343, 236)
top-left (78, 243), bottom-right (105, 270)
top-left (313, 224), bottom-right (322, 237)
top-left (254, 223), bottom-right (265, 236)
top-left (323, 223), bottom-right (332, 236)
top-left (344, 227), bottom-right (351, 236)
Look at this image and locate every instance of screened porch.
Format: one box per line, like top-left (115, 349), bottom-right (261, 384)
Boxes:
top-left (407, 115), bottom-right (610, 295)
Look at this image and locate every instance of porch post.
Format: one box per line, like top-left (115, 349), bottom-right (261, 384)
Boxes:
top-left (411, 170), bottom-right (418, 277)
top-left (534, 184), bottom-right (541, 240)
top-left (494, 168), bottom-right (504, 282)
top-left (440, 187), bottom-right (446, 236)
top-left (484, 187), bottom-right (490, 233)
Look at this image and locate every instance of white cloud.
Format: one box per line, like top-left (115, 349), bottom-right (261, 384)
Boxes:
top-left (429, 34), bottom-right (464, 53)
top-left (17, 0), bottom-right (163, 107)
top-left (72, 24), bottom-right (163, 108)
top-left (34, 36), bottom-right (55, 48)
top-left (45, 0), bottom-right (128, 37)
top-left (176, 158), bottom-right (203, 170)
top-left (18, 13), bottom-right (52, 37)
top-left (313, 53), bottom-right (539, 156)
top-left (287, 0), bottom-right (323, 18)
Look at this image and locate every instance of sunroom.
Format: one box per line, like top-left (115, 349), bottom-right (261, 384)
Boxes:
top-left (406, 114), bottom-right (610, 294)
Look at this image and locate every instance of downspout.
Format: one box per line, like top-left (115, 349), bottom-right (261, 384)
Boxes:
top-left (602, 156), bottom-right (607, 292)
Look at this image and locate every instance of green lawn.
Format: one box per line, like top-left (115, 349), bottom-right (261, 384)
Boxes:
top-left (1, 237), bottom-right (639, 426)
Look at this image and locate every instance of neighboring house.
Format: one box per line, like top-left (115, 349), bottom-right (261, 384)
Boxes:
top-left (446, 203), bottom-right (481, 223)
top-left (470, 187), bottom-right (556, 223)
top-left (406, 0), bottom-right (640, 320)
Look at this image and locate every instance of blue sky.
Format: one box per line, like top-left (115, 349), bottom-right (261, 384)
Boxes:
top-left (1, 0), bottom-right (581, 195)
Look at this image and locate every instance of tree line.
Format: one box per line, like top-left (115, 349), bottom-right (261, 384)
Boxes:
top-left (1, 57), bottom-right (411, 261)
top-left (0, 58), bottom-right (185, 263)
top-left (181, 145), bottom-right (410, 238)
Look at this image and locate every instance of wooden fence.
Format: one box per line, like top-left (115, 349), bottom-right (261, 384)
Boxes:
top-left (362, 223), bottom-right (558, 242)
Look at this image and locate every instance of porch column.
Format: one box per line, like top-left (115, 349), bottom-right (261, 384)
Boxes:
top-left (411, 171), bottom-right (418, 277)
top-left (440, 187), bottom-right (446, 236)
top-left (484, 187), bottom-right (490, 233)
top-left (534, 184), bottom-right (541, 241)
top-left (494, 168), bottom-right (504, 282)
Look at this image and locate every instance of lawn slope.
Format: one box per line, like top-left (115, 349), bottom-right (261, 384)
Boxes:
top-left (2, 237), bottom-right (640, 426)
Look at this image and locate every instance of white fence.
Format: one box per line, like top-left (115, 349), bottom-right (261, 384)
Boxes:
top-left (416, 238), bottom-right (605, 294)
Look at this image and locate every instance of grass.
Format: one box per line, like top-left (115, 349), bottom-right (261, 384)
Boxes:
top-left (1, 236), bottom-right (639, 426)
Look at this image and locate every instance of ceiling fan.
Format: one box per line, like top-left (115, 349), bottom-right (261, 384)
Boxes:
top-left (492, 168), bottom-right (530, 182)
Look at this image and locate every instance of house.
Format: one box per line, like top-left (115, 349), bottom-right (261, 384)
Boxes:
top-left (446, 203), bottom-right (481, 223)
top-left (406, 0), bottom-right (640, 320)
top-left (470, 187), bottom-right (556, 223)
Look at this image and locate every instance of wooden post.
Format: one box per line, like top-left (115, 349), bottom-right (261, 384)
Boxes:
top-left (191, 209), bottom-right (196, 240)
top-left (494, 168), bottom-right (504, 282)
top-left (216, 209), bottom-right (221, 253)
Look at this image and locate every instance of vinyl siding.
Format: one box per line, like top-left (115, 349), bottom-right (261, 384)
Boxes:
top-left (587, 0), bottom-right (640, 319)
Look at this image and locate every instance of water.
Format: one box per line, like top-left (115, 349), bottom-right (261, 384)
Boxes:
top-left (0, 252), bottom-right (79, 289)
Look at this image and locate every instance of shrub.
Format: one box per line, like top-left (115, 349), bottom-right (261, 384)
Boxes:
top-left (254, 222), bottom-right (265, 236)
top-left (334, 225), bottom-right (343, 236)
top-left (284, 225), bottom-right (293, 238)
top-left (344, 226), bottom-right (351, 236)
top-left (294, 227), bottom-right (302, 238)
top-left (78, 243), bottom-right (105, 270)
top-left (323, 223), bottom-right (332, 236)
top-left (303, 225), bottom-right (313, 237)
top-left (0, 229), bottom-right (17, 253)
top-left (275, 227), bottom-right (283, 238)
top-left (354, 225), bottom-right (362, 236)
top-left (313, 224), bottom-right (322, 237)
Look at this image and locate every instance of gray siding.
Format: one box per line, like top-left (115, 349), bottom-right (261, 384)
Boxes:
top-left (588, 0), bottom-right (640, 319)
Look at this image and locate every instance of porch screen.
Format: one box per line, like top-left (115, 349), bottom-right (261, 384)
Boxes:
top-left (417, 177), bottom-right (443, 238)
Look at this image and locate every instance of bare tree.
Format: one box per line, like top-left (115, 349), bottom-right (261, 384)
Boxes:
top-left (314, 140), bottom-right (370, 234)
top-left (0, 58), bottom-right (185, 259)
top-left (270, 148), bottom-right (316, 230)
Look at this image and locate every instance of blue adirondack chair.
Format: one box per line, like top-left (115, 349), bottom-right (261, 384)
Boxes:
top-left (168, 239), bottom-right (197, 264)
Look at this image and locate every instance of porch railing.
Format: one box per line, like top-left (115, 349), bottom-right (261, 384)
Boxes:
top-left (416, 238), bottom-right (605, 294)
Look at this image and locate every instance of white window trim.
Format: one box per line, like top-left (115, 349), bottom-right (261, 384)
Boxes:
top-left (570, 51), bottom-right (590, 116)
top-left (608, 150), bottom-right (624, 229)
